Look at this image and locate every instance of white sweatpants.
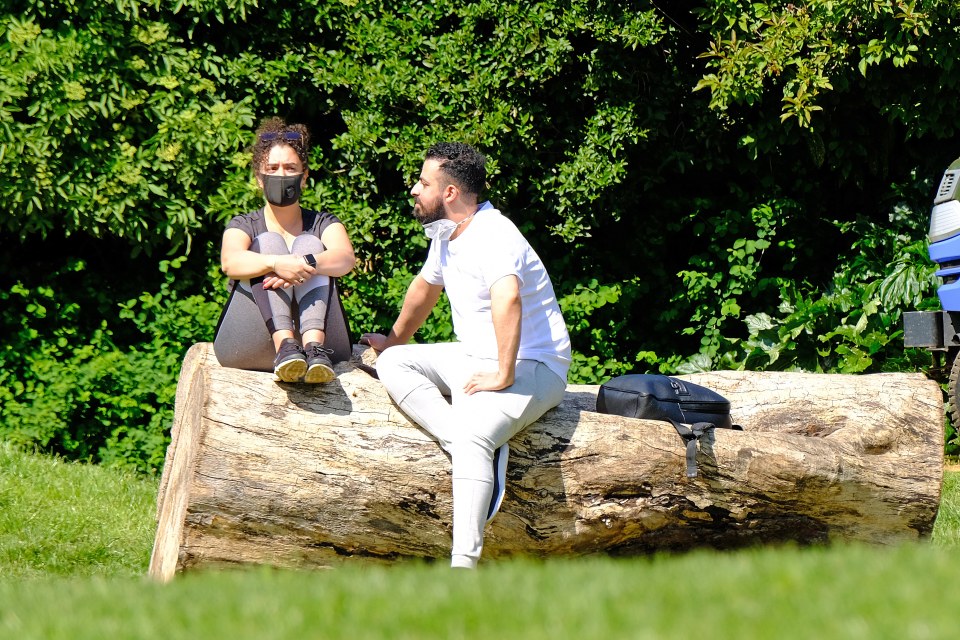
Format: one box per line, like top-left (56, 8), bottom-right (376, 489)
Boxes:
top-left (375, 342), bottom-right (566, 568)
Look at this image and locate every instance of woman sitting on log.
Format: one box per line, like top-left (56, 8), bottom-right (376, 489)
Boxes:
top-left (215, 117), bottom-right (356, 383)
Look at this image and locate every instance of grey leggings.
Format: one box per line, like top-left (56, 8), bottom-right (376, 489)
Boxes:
top-left (213, 232), bottom-right (329, 371)
top-left (250, 232), bottom-right (329, 335)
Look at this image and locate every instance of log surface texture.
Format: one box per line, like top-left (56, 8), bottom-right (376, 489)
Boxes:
top-left (149, 342), bottom-right (944, 581)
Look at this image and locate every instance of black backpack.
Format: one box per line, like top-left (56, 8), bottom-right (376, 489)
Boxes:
top-left (596, 374), bottom-right (742, 477)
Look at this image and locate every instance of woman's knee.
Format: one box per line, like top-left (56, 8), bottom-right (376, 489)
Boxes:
top-left (291, 234), bottom-right (324, 254)
top-left (252, 232), bottom-right (288, 254)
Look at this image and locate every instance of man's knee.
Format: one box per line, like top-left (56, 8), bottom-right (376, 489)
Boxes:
top-left (373, 345), bottom-right (414, 390)
top-left (453, 430), bottom-right (498, 456)
top-left (374, 345), bottom-right (402, 373)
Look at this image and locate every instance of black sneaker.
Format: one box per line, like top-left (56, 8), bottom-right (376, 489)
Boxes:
top-left (486, 443), bottom-right (509, 523)
top-left (304, 342), bottom-right (336, 384)
top-left (274, 338), bottom-right (307, 382)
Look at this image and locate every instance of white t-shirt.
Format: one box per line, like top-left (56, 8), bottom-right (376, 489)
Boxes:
top-left (419, 202), bottom-right (571, 381)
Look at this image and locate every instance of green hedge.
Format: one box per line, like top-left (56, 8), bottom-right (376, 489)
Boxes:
top-left (2, 1), bottom-right (959, 471)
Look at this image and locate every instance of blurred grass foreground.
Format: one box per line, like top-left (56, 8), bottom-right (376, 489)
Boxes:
top-left (1, 443), bottom-right (959, 639)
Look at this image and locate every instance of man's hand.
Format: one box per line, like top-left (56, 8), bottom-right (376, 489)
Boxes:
top-left (463, 370), bottom-right (514, 395)
top-left (359, 333), bottom-right (390, 353)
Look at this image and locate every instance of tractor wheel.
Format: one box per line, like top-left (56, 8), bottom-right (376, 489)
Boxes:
top-left (948, 349), bottom-right (960, 426)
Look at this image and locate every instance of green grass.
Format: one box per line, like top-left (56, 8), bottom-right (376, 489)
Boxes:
top-left (2, 546), bottom-right (960, 639)
top-left (2, 443), bottom-right (960, 639)
top-left (933, 469), bottom-right (960, 547)
top-left (0, 442), bottom-right (157, 578)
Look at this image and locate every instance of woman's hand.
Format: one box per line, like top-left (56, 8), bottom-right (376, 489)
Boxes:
top-left (262, 254), bottom-right (316, 289)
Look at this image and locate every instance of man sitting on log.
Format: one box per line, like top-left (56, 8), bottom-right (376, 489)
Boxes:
top-left (360, 143), bottom-right (572, 569)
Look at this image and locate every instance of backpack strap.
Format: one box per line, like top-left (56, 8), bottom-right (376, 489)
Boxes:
top-left (668, 420), bottom-right (717, 478)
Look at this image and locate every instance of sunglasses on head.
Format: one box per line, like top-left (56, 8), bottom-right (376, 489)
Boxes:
top-left (258, 131), bottom-right (303, 144)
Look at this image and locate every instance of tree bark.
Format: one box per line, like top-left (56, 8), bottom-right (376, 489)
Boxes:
top-left (149, 342), bottom-right (944, 581)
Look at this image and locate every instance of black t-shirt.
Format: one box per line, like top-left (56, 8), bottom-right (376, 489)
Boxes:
top-left (224, 208), bottom-right (343, 288)
top-left (226, 208), bottom-right (342, 241)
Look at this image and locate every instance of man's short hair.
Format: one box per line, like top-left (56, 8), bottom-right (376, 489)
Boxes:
top-left (425, 143), bottom-right (486, 197)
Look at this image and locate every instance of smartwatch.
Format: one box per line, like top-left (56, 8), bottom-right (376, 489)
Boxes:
top-left (303, 254), bottom-right (317, 268)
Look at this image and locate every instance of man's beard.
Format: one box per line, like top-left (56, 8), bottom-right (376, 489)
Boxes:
top-left (413, 197), bottom-right (445, 225)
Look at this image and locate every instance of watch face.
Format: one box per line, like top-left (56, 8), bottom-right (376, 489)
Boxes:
top-left (305, 253), bottom-right (317, 267)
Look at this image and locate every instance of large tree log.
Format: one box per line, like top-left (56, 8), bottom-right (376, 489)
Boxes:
top-left (149, 342), bottom-right (944, 581)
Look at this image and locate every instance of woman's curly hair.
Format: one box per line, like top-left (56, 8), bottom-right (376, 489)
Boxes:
top-left (250, 116), bottom-right (311, 174)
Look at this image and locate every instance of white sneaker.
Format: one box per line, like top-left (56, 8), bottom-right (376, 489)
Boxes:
top-left (486, 443), bottom-right (509, 523)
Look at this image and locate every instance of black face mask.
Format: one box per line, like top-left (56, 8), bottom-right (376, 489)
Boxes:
top-left (261, 173), bottom-right (304, 206)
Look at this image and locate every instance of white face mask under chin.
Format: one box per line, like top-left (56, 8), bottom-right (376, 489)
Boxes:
top-left (422, 213), bottom-right (476, 242)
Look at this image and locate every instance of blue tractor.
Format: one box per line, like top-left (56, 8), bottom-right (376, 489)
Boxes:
top-left (904, 157), bottom-right (960, 422)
